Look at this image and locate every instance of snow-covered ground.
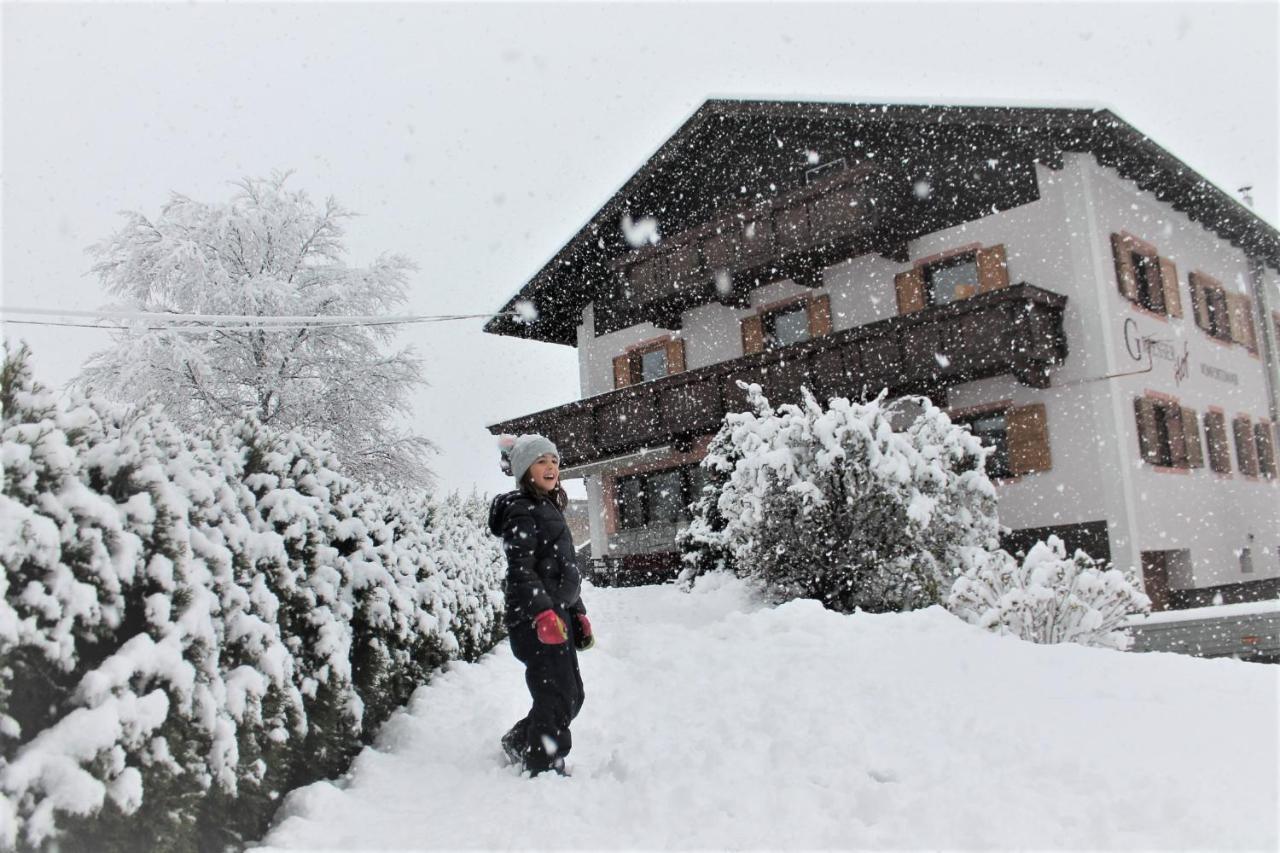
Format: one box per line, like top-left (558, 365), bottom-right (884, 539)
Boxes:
top-left (255, 577), bottom-right (1278, 851)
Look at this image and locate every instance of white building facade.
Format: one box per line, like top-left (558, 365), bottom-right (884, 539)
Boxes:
top-left (489, 101), bottom-right (1279, 607)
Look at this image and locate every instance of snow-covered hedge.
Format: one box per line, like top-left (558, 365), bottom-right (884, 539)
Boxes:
top-left (0, 344), bottom-right (504, 852)
top-left (947, 536), bottom-right (1150, 650)
top-left (679, 384), bottom-right (1001, 613)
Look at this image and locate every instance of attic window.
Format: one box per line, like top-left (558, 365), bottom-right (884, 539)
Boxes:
top-left (805, 158), bottom-right (847, 184)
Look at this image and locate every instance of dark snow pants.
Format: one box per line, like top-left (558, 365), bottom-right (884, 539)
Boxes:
top-left (508, 613), bottom-right (584, 773)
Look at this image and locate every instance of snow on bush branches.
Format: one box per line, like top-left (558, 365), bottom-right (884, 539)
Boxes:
top-left (679, 384), bottom-right (1000, 613)
top-left (0, 344), bottom-right (504, 852)
top-left (947, 536), bottom-right (1150, 650)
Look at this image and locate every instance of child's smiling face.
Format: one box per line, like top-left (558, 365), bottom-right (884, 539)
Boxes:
top-left (527, 454), bottom-right (560, 493)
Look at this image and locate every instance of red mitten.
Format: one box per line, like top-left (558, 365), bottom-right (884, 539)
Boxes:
top-left (574, 614), bottom-right (595, 651)
top-left (533, 609), bottom-right (568, 645)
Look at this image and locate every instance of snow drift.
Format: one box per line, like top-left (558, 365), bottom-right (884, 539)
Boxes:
top-left (256, 576), bottom-right (1278, 851)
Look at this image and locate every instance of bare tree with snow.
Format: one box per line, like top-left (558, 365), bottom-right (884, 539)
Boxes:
top-left (78, 172), bottom-right (433, 487)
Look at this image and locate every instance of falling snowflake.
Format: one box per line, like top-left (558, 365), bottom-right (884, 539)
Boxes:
top-left (913, 181), bottom-right (933, 200)
top-left (513, 300), bottom-right (539, 323)
top-left (621, 214), bottom-right (661, 248)
top-left (934, 353), bottom-right (951, 368)
top-left (714, 269), bottom-right (733, 296)
top-left (805, 150), bottom-right (820, 165)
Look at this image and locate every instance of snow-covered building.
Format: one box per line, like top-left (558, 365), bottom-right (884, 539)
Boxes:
top-left (486, 99), bottom-right (1280, 609)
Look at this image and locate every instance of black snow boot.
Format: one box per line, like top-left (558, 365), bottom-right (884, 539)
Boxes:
top-left (500, 720), bottom-right (526, 766)
top-left (529, 756), bottom-right (568, 777)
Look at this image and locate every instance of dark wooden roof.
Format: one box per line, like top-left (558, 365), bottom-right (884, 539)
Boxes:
top-left (486, 99), bottom-right (1280, 346)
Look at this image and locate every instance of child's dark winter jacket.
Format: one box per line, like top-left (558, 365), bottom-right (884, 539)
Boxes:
top-left (488, 490), bottom-right (587, 627)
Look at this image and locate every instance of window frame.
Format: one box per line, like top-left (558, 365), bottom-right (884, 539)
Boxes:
top-left (955, 409), bottom-right (1013, 479)
top-left (761, 301), bottom-right (811, 350)
top-left (614, 465), bottom-right (704, 530)
top-left (1130, 251), bottom-right (1165, 314)
top-left (923, 251), bottom-right (980, 307)
top-left (1136, 395), bottom-right (1192, 470)
top-left (637, 346), bottom-right (669, 383)
top-left (1205, 285), bottom-right (1231, 341)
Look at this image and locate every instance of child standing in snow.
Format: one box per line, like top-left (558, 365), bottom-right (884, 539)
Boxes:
top-left (488, 434), bottom-right (593, 776)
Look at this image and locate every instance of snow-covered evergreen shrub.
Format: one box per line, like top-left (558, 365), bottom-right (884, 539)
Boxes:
top-left (946, 536), bottom-right (1151, 650)
top-left (0, 344), bottom-right (504, 852)
top-left (679, 384), bottom-right (1000, 613)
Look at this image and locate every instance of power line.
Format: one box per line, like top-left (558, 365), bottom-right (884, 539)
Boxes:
top-left (0, 305), bottom-right (527, 333)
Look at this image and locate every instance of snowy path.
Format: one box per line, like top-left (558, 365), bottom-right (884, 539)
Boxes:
top-left (255, 578), bottom-right (1278, 851)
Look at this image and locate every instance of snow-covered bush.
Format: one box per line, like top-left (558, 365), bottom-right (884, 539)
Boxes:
top-left (0, 343), bottom-right (504, 852)
top-left (947, 536), bottom-right (1151, 650)
top-left (679, 384), bottom-right (1000, 613)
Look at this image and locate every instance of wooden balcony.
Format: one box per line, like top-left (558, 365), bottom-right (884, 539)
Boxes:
top-left (489, 284), bottom-right (1068, 469)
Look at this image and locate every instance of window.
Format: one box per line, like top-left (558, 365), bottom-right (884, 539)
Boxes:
top-left (1191, 272), bottom-right (1255, 348)
top-left (639, 348), bottom-right (668, 383)
top-left (953, 403), bottom-right (1052, 478)
top-left (1204, 411), bottom-right (1232, 474)
top-left (645, 468), bottom-right (685, 524)
top-left (894, 245), bottom-right (1008, 315)
top-left (957, 411), bottom-right (1012, 478)
top-left (618, 477), bottom-right (646, 530)
top-left (1134, 397), bottom-right (1201, 469)
top-left (742, 295), bottom-right (831, 355)
top-left (1234, 415), bottom-right (1260, 476)
top-left (614, 465), bottom-right (705, 530)
top-left (924, 253), bottom-right (980, 306)
top-left (1205, 286), bottom-right (1231, 340)
top-left (613, 338), bottom-right (685, 388)
top-left (764, 303), bottom-right (810, 349)
top-left (1111, 233), bottom-right (1178, 317)
top-left (1130, 252), bottom-right (1165, 313)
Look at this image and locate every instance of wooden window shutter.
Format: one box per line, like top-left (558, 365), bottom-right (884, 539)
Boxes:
top-left (1111, 234), bottom-right (1139, 302)
top-left (665, 337), bottom-right (686, 374)
top-left (1181, 407), bottom-right (1204, 468)
top-left (895, 269), bottom-right (926, 314)
top-left (1205, 411), bottom-right (1231, 473)
top-left (976, 244), bottom-right (1009, 292)
top-left (1158, 257), bottom-right (1182, 318)
top-left (1233, 416), bottom-right (1260, 475)
top-left (1188, 272), bottom-right (1212, 331)
top-left (1255, 422), bottom-right (1277, 478)
top-left (1134, 397), bottom-right (1160, 464)
top-left (807, 294), bottom-right (832, 337)
top-left (741, 315), bottom-right (765, 355)
top-left (1227, 294), bottom-right (1257, 351)
top-left (1007, 403), bottom-right (1052, 475)
top-left (613, 353), bottom-right (633, 389)
top-left (1163, 404), bottom-right (1188, 468)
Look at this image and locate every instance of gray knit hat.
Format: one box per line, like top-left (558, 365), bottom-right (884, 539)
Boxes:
top-left (503, 433), bottom-right (559, 484)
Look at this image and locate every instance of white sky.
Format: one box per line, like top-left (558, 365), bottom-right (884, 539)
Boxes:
top-left (3, 1), bottom-right (1277, 499)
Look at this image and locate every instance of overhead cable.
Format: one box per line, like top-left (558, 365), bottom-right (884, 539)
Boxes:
top-left (0, 305), bottom-right (525, 333)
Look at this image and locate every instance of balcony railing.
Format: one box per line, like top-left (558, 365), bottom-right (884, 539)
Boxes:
top-left (489, 283), bottom-right (1068, 469)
